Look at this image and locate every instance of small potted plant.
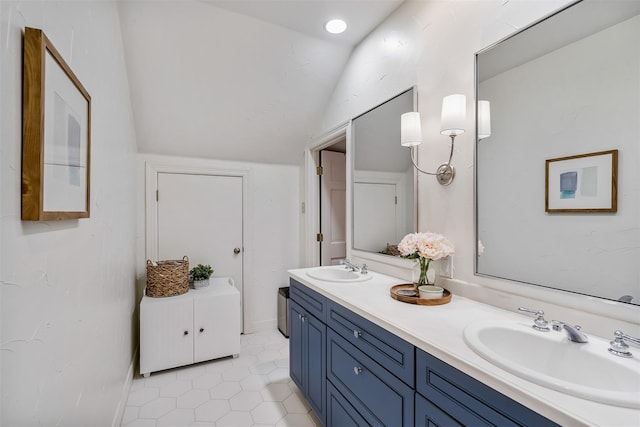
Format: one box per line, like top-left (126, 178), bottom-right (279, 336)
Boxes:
top-left (190, 264), bottom-right (214, 289)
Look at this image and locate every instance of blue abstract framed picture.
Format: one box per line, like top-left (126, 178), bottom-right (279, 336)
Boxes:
top-left (545, 150), bottom-right (617, 213)
top-left (22, 27), bottom-right (91, 220)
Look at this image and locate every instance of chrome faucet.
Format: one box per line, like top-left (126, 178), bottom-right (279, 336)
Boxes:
top-left (518, 307), bottom-right (550, 332)
top-left (341, 259), bottom-right (360, 272)
top-left (608, 330), bottom-right (640, 358)
top-left (551, 320), bottom-right (588, 343)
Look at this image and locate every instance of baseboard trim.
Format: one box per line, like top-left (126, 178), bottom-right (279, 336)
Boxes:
top-left (111, 345), bottom-right (138, 427)
top-left (245, 319), bottom-right (277, 334)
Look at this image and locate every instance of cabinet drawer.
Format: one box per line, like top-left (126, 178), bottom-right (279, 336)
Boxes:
top-left (290, 278), bottom-right (327, 322)
top-left (416, 349), bottom-right (558, 427)
top-left (327, 299), bottom-right (414, 386)
top-left (327, 381), bottom-right (369, 427)
top-left (415, 393), bottom-right (463, 427)
top-left (327, 330), bottom-right (414, 427)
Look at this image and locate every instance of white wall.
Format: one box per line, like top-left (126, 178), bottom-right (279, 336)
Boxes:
top-left (136, 154), bottom-right (300, 333)
top-left (0, 1), bottom-right (138, 426)
top-left (319, 0), bottom-right (639, 331)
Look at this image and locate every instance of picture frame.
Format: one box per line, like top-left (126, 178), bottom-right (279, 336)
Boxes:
top-left (22, 27), bottom-right (91, 220)
top-left (545, 150), bottom-right (617, 213)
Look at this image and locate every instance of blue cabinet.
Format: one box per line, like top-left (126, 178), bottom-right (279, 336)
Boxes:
top-left (327, 300), bottom-right (415, 387)
top-left (289, 280), bottom-right (327, 425)
top-left (327, 329), bottom-right (414, 427)
top-left (289, 278), bottom-right (559, 427)
top-left (288, 300), bottom-right (304, 390)
top-left (416, 349), bottom-right (559, 427)
top-left (327, 381), bottom-right (369, 427)
top-left (416, 393), bottom-right (463, 427)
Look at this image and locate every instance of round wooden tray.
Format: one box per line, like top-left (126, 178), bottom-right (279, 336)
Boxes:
top-left (390, 284), bottom-right (452, 306)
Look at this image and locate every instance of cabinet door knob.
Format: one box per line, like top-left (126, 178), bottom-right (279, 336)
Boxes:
top-left (184, 330), bottom-right (189, 336)
top-left (353, 330), bottom-right (362, 338)
top-left (234, 247), bottom-right (241, 254)
top-left (200, 328), bottom-right (204, 333)
top-left (301, 315), bottom-right (306, 322)
top-left (353, 366), bottom-right (363, 375)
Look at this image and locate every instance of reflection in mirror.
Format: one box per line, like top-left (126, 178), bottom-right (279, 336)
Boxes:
top-left (476, 0), bottom-right (640, 305)
top-left (352, 88), bottom-right (416, 255)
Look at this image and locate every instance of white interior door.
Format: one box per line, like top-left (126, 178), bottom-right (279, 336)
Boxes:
top-left (320, 151), bottom-right (346, 266)
top-left (156, 172), bottom-right (244, 331)
top-left (353, 182), bottom-right (396, 253)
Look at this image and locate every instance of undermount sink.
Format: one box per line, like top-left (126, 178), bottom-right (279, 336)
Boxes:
top-left (306, 267), bottom-right (372, 283)
top-left (464, 321), bottom-right (640, 408)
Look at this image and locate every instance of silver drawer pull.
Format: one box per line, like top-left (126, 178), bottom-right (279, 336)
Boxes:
top-left (353, 366), bottom-right (363, 375)
top-left (353, 330), bottom-right (362, 338)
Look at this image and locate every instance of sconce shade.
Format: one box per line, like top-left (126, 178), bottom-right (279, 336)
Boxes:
top-left (478, 100), bottom-right (491, 139)
top-left (401, 112), bottom-right (422, 147)
top-left (440, 94), bottom-right (466, 136)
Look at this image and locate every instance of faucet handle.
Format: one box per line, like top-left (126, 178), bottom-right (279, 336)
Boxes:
top-left (551, 320), bottom-right (564, 332)
top-left (361, 264), bottom-right (368, 275)
top-left (518, 307), bottom-right (550, 332)
top-left (609, 330), bottom-right (640, 358)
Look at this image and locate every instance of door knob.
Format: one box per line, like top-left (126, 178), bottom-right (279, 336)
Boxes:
top-left (234, 248), bottom-right (241, 254)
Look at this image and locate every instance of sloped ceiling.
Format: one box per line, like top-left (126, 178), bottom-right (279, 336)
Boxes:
top-left (204, 0), bottom-right (404, 46)
top-left (117, 0), bottom-right (403, 165)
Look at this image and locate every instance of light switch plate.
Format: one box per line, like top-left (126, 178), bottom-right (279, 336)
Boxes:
top-left (440, 257), bottom-right (453, 279)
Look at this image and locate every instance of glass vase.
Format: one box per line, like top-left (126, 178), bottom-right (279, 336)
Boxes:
top-left (413, 258), bottom-right (435, 291)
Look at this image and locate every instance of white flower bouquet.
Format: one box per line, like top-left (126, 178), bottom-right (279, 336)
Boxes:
top-left (398, 232), bottom-right (455, 286)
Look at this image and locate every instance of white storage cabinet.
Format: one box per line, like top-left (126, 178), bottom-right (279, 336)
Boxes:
top-left (140, 277), bottom-right (240, 377)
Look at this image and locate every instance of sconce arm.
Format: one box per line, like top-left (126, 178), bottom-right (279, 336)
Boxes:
top-left (409, 146), bottom-right (437, 175)
top-left (446, 134), bottom-right (456, 165)
top-left (408, 134), bottom-right (457, 174)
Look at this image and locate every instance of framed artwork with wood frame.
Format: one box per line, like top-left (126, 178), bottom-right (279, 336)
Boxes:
top-left (545, 150), bottom-right (618, 213)
top-left (22, 27), bottom-right (91, 220)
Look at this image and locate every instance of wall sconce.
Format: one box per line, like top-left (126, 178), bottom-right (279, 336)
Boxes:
top-left (477, 100), bottom-right (491, 140)
top-left (401, 94), bottom-right (466, 186)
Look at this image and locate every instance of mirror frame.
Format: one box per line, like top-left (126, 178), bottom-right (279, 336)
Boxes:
top-left (348, 87), bottom-right (418, 269)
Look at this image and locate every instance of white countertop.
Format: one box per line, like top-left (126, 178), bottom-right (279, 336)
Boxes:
top-left (288, 267), bottom-right (640, 427)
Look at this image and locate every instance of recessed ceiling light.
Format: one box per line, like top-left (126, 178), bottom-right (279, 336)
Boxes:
top-left (325, 19), bottom-right (347, 34)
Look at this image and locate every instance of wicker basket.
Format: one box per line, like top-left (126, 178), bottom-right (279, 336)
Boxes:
top-left (146, 256), bottom-right (189, 297)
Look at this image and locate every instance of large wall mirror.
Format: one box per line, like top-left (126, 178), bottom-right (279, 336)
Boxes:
top-left (352, 88), bottom-right (417, 256)
top-left (476, 0), bottom-right (639, 305)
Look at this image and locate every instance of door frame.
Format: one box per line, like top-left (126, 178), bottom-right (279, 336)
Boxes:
top-left (303, 121), bottom-right (350, 267)
top-left (145, 162), bottom-right (249, 332)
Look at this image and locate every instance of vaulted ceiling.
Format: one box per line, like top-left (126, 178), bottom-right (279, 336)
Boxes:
top-left (117, 0), bottom-right (404, 165)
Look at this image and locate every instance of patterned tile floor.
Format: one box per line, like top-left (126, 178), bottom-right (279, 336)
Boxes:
top-left (121, 329), bottom-right (321, 427)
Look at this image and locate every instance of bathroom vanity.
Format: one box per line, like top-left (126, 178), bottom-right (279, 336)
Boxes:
top-left (288, 267), bottom-right (640, 427)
